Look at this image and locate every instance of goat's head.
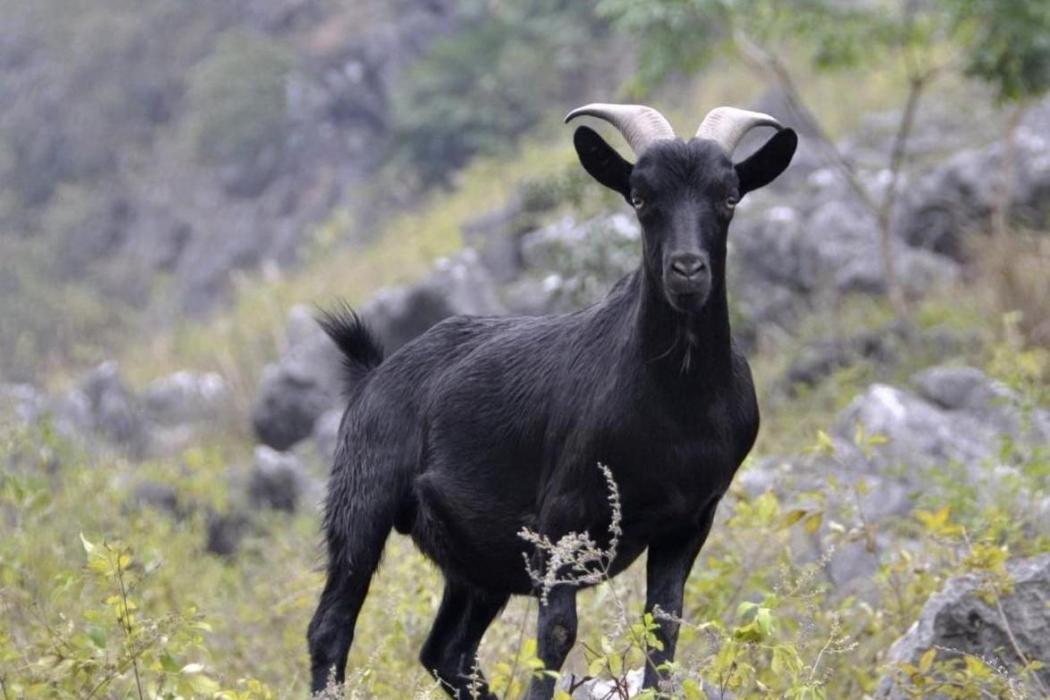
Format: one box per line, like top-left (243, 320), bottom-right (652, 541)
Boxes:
top-left (566, 104), bottom-right (797, 314)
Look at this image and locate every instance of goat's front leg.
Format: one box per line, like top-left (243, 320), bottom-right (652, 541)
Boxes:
top-left (527, 585), bottom-right (578, 700)
top-left (642, 503), bottom-right (718, 690)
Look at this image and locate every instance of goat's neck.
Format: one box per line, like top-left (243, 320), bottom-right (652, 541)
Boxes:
top-left (631, 267), bottom-right (733, 387)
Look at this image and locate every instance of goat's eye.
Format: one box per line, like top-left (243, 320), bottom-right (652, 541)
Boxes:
top-left (630, 194), bottom-right (645, 210)
top-left (725, 195), bottom-right (740, 210)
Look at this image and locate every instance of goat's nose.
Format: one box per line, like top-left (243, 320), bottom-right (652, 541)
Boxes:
top-left (670, 254), bottom-right (707, 279)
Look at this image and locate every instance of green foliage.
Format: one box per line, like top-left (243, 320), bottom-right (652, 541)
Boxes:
top-left (602, 0), bottom-right (1050, 106)
top-left (185, 31), bottom-right (295, 170)
top-left (947, 0), bottom-right (1050, 102)
top-left (392, 0), bottom-right (611, 184)
top-left (3, 307), bottom-right (1049, 697)
top-left (0, 235), bottom-right (134, 382)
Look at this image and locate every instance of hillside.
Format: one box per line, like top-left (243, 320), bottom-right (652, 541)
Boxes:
top-left (2, 2), bottom-right (1050, 699)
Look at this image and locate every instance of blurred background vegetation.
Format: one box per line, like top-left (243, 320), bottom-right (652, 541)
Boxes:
top-left (1, 0), bottom-right (1049, 698)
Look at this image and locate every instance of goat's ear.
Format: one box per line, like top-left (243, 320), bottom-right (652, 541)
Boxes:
top-left (735, 128), bottom-right (797, 196)
top-left (573, 126), bottom-right (633, 201)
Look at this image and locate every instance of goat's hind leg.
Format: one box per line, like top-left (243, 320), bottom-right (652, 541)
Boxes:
top-left (420, 580), bottom-right (507, 700)
top-left (307, 473), bottom-right (398, 692)
top-left (307, 562), bottom-right (372, 693)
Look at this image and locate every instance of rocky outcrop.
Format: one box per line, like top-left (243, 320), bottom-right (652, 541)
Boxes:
top-left (252, 249), bottom-right (504, 450)
top-left (2, 364), bottom-right (231, 458)
top-left (739, 366), bottom-right (1049, 593)
top-left (252, 309), bottom-right (343, 451)
top-left (248, 445), bottom-right (319, 513)
top-left (779, 321), bottom-right (970, 394)
top-left (876, 554), bottom-right (1050, 699)
top-left (142, 371), bottom-right (230, 426)
top-left (0, 1), bottom-right (462, 319)
top-left (899, 99), bottom-right (1050, 259)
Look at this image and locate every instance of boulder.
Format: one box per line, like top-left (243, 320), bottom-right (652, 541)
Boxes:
top-left (461, 196), bottom-right (529, 283)
top-left (876, 554), bottom-right (1050, 698)
top-left (129, 481), bottom-right (181, 517)
top-left (0, 383), bottom-right (47, 424)
top-left (898, 96), bottom-right (1050, 260)
top-left (782, 321), bottom-right (913, 392)
top-left (206, 509), bottom-right (251, 558)
top-left (518, 214), bottom-right (639, 312)
top-left (730, 199), bottom-right (958, 334)
top-left (744, 368), bottom-right (1049, 593)
top-left (363, 248), bottom-right (505, 351)
top-left (911, 365), bottom-right (1050, 441)
top-left (143, 370), bottom-right (230, 426)
top-left (252, 306), bottom-right (343, 450)
top-left (911, 365), bottom-right (1010, 412)
top-left (76, 361), bottom-right (148, 453)
top-left (253, 250), bottom-right (504, 450)
top-left (835, 383), bottom-right (994, 472)
top-left (248, 445), bottom-right (312, 513)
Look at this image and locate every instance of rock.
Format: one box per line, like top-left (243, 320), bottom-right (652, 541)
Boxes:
top-left (912, 366), bottom-right (1050, 445)
top-left (560, 668), bottom-right (643, 700)
top-left (782, 321), bottom-right (914, 392)
top-left (129, 481), bottom-right (180, 517)
top-left (248, 445), bottom-right (310, 513)
top-left (252, 250), bottom-right (504, 450)
top-left (252, 307), bottom-right (343, 450)
top-left (911, 366), bottom-right (1010, 412)
top-left (363, 248), bottom-right (505, 351)
top-left (461, 196), bottom-right (529, 283)
top-left (731, 199), bottom-right (958, 334)
top-left (518, 214), bottom-right (639, 312)
top-left (876, 554), bottom-right (1050, 698)
top-left (78, 361), bottom-right (148, 453)
top-left (313, 408), bottom-right (343, 461)
top-left (0, 383), bottom-right (47, 423)
top-left (837, 383), bottom-right (994, 472)
top-left (49, 389), bottom-right (94, 440)
top-left (899, 96), bottom-right (1050, 260)
top-left (206, 510), bottom-right (251, 558)
top-left (559, 668), bottom-right (733, 700)
top-left (142, 371), bottom-right (230, 427)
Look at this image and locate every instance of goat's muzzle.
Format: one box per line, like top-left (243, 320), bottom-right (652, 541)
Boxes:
top-left (664, 252), bottom-right (712, 312)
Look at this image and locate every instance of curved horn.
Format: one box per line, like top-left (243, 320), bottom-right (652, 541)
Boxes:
top-left (695, 106), bottom-right (783, 155)
top-left (565, 103), bottom-right (675, 156)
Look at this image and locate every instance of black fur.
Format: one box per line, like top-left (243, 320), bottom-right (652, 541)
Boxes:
top-left (307, 124), bottom-right (797, 698)
top-left (316, 303), bottom-right (385, 395)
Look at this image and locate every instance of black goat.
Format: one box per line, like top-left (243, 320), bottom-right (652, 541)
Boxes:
top-left (307, 103), bottom-right (797, 698)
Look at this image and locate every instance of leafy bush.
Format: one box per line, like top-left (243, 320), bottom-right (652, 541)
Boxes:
top-left (391, 0), bottom-right (615, 185)
top-left (185, 31), bottom-right (295, 174)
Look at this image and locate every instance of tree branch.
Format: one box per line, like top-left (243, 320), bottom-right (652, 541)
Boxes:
top-left (731, 29), bottom-right (878, 214)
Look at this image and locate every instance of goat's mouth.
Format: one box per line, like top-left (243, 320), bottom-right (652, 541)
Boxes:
top-left (664, 282), bottom-right (711, 313)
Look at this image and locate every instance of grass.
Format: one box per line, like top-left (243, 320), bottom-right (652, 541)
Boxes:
top-left (7, 53), bottom-right (1046, 698)
top-left (3, 276), bottom-right (1048, 698)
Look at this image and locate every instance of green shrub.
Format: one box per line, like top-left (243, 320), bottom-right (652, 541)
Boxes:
top-left (392, 0), bottom-right (613, 185)
top-left (185, 31), bottom-right (295, 171)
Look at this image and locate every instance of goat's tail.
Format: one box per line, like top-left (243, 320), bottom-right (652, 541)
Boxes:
top-left (317, 302), bottom-right (384, 394)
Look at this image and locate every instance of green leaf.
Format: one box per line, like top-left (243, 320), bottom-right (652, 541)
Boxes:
top-left (781, 509), bottom-right (809, 529)
top-left (86, 625), bottom-right (107, 649)
top-left (803, 511), bottom-right (824, 535)
top-left (918, 647), bottom-right (936, 673)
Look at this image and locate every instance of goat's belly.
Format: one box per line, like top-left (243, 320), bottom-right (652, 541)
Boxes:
top-left (410, 471), bottom-right (536, 594)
